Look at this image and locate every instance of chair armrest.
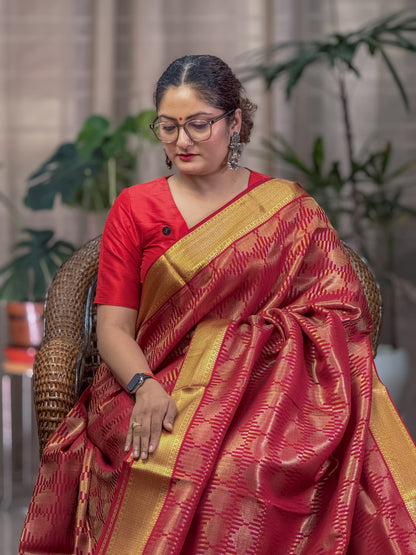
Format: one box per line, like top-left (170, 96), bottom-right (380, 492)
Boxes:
top-left (33, 236), bottom-right (101, 455)
top-left (33, 337), bottom-right (81, 453)
top-left (343, 242), bottom-right (383, 357)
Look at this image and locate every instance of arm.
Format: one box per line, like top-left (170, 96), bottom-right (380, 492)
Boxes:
top-left (97, 304), bottom-right (177, 460)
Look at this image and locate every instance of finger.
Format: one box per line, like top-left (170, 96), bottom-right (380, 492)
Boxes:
top-left (124, 423), bottom-right (134, 452)
top-left (124, 432), bottom-right (131, 452)
top-left (148, 414), bottom-right (164, 454)
top-left (133, 419), bottom-right (151, 460)
top-left (163, 400), bottom-right (178, 432)
top-left (131, 421), bottom-right (144, 460)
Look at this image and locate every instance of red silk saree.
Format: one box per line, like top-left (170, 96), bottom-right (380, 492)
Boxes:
top-left (20, 178), bottom-right (416, 554)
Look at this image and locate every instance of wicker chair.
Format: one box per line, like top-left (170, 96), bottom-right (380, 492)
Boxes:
top-left (33, 236), bottom-right (102, 454)
top-left (33, 237), bottom-right (383, 454)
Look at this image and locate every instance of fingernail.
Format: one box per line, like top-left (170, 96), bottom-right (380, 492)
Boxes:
top-left (133, 450), bottom-right (139, 458)
top-left (149, 444), bottom-right (154, 452)
top-left (141, 451), bottom-right (147, 460)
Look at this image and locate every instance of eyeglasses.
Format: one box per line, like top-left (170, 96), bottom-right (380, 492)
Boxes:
top-left (150, 110), bottom-right (235, 143)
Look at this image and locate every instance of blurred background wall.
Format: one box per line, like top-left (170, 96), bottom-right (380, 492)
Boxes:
top-left (0, 0), bottom-right (415, 435)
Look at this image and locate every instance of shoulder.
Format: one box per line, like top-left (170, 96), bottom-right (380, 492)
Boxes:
top-left (247, 169), bottom-right (329, 224)
top-left (247, 169), bottom-right (272, 188)
top-left (248, 169), bottom-right (309, 198)
top-left (104, 175), bottom-right (185, 247)
top-left (116, 176), bottom-right (169, 206)
top-left (107, 176), bottom-right (171, 225)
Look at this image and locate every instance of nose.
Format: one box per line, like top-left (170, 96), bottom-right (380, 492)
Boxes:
top-left (176, 126), bottom-right (193, 147)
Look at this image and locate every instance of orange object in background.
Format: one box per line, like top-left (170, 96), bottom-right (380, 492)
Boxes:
top-left (3, 346), bottom-right (38, 365)
top-left (6, 302), bottom-right (44, 348)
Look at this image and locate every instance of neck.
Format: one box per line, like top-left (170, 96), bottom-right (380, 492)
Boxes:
top-left (172, 167), bottom-right (249, 197)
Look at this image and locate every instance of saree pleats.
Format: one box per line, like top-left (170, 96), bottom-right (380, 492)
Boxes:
top-left (20, 179), bottom-right (416, 554)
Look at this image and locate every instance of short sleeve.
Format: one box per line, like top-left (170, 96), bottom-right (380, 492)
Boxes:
top-left (95, 189), bottom-right (142, 309)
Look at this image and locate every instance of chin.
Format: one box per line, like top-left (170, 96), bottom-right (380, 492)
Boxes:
top-left (175, 161), bottom-right (223, 176)
top-left (175, 162), bottom-right (204, 174)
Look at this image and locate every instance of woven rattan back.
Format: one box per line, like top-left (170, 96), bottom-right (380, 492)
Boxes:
top-left (33, 237), bottom-right (382, 454)
top-left (33, 236), bottom-right (102, 454)
top-left (342, 242), bottom-right (383, 356)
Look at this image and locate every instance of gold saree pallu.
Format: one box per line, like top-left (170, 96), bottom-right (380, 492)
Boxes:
top-left (20, 179), bottom-right (416, 555)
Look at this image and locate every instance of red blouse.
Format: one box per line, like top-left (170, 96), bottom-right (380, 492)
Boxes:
top-left (95, 170), bottom-right (270, 309)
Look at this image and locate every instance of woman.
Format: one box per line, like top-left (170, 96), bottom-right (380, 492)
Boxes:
top-left (20, 55), bottom-right (416, 554)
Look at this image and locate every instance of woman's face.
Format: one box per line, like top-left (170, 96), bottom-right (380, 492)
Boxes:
top-left (157, 85), bottom-right (242, 177)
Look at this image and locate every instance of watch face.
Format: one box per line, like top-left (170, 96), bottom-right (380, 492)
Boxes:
top-left (127, 373), bottom-right (144, 393)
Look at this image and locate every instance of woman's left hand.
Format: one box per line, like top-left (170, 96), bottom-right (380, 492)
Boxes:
top-left (125, 378), bottom-right (177, 460)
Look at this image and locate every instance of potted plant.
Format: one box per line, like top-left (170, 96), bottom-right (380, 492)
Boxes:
top-left (240, 9), bottom-right (416, 403)
top-left (0, 108), bottom-right (157, 356)
top-left (0, 228), bottom-right (75, 350)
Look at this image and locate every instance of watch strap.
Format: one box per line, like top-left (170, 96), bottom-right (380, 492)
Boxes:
top-left (126, 372), bottom-right (155, 394)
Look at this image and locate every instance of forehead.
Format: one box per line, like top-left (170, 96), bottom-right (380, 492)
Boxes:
top-left (158, 85), bottom-right (215, 116)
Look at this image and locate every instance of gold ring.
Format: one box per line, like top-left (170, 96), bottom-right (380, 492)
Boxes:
top-left (131, 422), bottom-right (142, 430)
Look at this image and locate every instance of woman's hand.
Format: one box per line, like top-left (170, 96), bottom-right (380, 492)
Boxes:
top-left (96, 305), bottom-right (177, 459)
top-left (125, 378), bottom-right (178, 460)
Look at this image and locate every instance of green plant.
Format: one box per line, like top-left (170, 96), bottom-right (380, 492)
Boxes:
top-left (262, 135), bottom-right (416, 250)
top-left (0, 228), bottom-right (75, 301)
top-left (0, 109), bottom-right (157, 304)
top-left (240, 9), bottom-right (416, 347)
top-left (25, 110), bottom-right (157, 212)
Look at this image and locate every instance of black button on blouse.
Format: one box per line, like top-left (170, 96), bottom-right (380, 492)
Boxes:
top-left (162, 226), bottom-right (171, 236)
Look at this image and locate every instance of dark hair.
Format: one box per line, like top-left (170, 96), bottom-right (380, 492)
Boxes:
top-left (154, 55), bottom-right (256, 143)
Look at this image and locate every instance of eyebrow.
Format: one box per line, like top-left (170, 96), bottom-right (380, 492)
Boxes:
top-left (158, 111), bottom-right (214, 121)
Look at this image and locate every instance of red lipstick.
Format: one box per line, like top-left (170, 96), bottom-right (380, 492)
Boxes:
top-left (178, 153), bottom-right (197, 161)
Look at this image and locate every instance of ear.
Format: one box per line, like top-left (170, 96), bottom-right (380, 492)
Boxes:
top-left (230, 108), bottom-right (242, 135)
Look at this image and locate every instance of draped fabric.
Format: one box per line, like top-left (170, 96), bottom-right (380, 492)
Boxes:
top-left (20, 179), bottom-right (416, 554)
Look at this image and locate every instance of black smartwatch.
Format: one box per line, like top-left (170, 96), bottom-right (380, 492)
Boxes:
top-left (126, 372), bottom-right (155, 395)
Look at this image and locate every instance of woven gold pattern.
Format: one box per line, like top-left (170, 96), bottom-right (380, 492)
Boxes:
top-left (33, 237), bottom-right (382, 455)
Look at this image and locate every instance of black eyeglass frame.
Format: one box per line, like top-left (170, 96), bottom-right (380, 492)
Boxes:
top-left (149, 109), bottom-right (236, 143)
